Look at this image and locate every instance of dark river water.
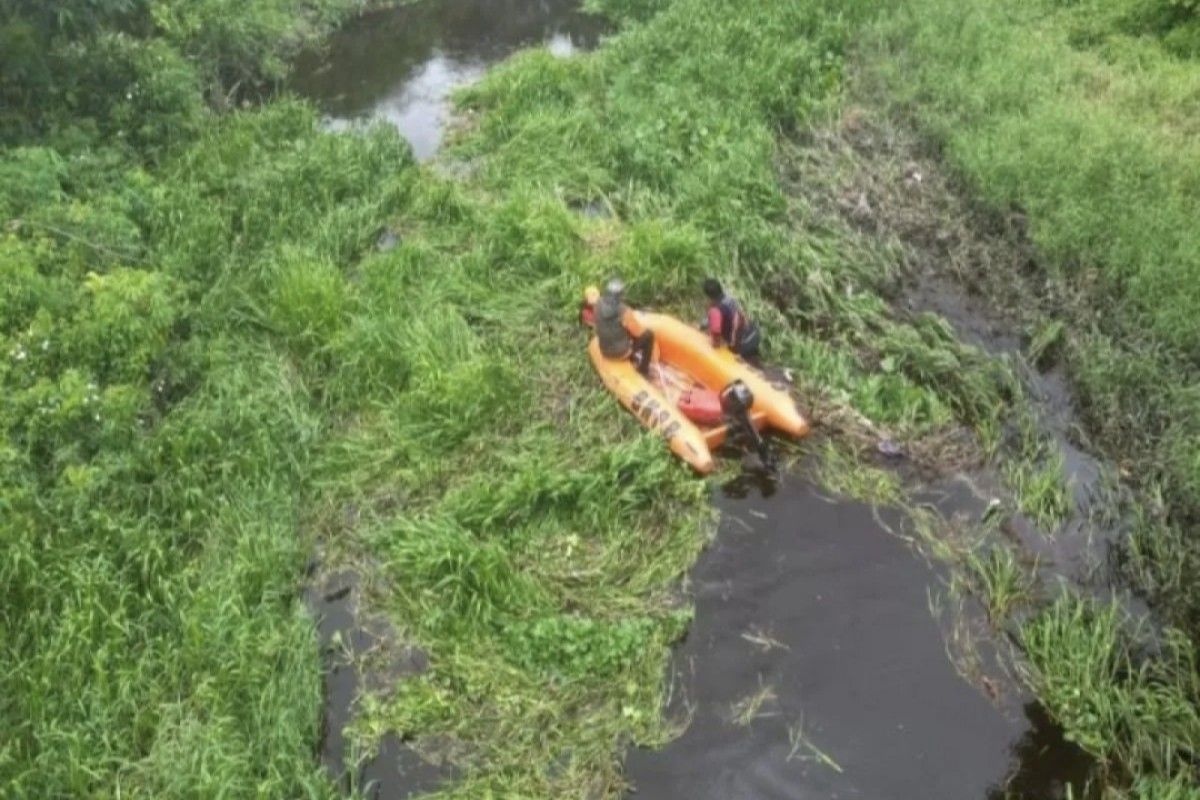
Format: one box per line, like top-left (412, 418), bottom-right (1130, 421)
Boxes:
top-left (623, 475), bottom-right (1093, 800)
top-left (295, 4), bottom-right (1106, 798)
top-left (290, 0), bottom-right (607, 159)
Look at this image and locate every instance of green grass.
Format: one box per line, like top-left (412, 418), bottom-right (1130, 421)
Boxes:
top-left (0, 102), bottom-right (406, 797)
top-left (869, 0), bottom-right (1200, 353)
top-left (5, 0), bottom-right (994, 794)
top-left (813, 439), bottom-right (904, 507)
top-left (1021, 594), bottom-right (1200, 786)
top-left (966, 544), bottom-right (1034, 624)
top-left (860, 2), bottom-right (1200, 789)
top-left (1005, 450), bottom-right (1072, 532)
top-left (865, 0), bottom-right (1200, 625)
top-left (7, 0), bottom-right (1200, 796)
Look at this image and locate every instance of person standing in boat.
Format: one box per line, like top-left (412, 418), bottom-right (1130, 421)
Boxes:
top-left (594, 278), bottom-right (655, 376)
top-left (702, 278), bottom-right (761, 361)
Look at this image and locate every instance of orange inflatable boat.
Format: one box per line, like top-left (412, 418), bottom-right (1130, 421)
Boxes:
top-left (586, 307), bottom-right (809, 474)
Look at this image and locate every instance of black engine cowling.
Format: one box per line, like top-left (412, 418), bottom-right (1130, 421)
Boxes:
top-left (719, 380), bottom-right (754, 417)
top-left (719, 379), bottom-right (776, 470)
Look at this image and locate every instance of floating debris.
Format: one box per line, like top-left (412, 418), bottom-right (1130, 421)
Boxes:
top-left (877, 438), bottom-right (904, 458)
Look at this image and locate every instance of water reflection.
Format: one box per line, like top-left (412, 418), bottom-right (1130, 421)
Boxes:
top-left (986, 704), bottom-right (1095, 800)
top-left (290, 0), bottom-right (607, 158)
top-left (626, 476), bottom-right (1096, 799)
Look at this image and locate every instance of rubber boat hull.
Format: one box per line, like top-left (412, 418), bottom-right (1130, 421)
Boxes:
top-left (627, 309), bottom-right (809, 437)
top-left (588, 337), bottom-right (716, 473)
top-left (587, 309), bottom-right (810, 473)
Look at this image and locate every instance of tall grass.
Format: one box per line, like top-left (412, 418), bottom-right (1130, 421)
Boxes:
top-left (7, 0), bottom-right (1171, 795)
top-left (866, 0), bottom-right (1200, 615)
top-left (1021, 594), bottom-right (1200, 785)
top-left (0, 101), bottom-right (407, 796)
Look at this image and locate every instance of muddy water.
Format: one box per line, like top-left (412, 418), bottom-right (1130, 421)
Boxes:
top-left (307, 569), bottom-right (445, 798)
top-left (627, 263), bottom-right (1131, 798)
top-left (290, 0), bottom-right (607, 159)
top-left (624, 476), bottom-right (1093, 799)
top-left (905, 271), bottom-right (1140, 601)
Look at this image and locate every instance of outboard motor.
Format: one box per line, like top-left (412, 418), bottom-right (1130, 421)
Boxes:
top-left (720, 380), bottom-right (776, 470)
top-left (719, 380), bottom-right (754, 418)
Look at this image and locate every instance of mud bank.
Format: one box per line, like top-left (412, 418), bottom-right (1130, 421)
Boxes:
top-left (830, 109), bottom-right (1146, 607)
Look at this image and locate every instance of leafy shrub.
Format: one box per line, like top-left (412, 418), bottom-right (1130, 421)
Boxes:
top-left (0, 239), bottom-right (64, 332)
top-left (0, 147), bottom-right (66, 218)
top-left (75, 268), bottom-right (180, 383)
top-left (149, 0), bottom-right (345, 99)
top-left (63, 33), bottom-right (204, 153)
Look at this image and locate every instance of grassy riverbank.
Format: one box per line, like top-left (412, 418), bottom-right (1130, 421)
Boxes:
top-left (870, 0), bottom-right (1200, 547)
top-left (863, 0), bottom-right (1200, 793)
top-left (4, 0), bottom-right (1199, 796)
top-left (1, 2), bottom-right (403, 795)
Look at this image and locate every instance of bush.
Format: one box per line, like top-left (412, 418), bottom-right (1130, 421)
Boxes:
top-left (149, 0), bottom-right (345, 99)
top-left (0, 147), bottom-right (66, 218)
top-left (75, 268), bottom-right (180, 383)
top-left (63, 33), bottom-right (204, 153)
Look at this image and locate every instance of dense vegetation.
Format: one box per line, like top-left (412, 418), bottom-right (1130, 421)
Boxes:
top-left (873, 0), bottom-right (1200, 564)
top-left (0, 1), bottom-right (391, 795)
top-left (3, 0), bottom-right (1199, 797)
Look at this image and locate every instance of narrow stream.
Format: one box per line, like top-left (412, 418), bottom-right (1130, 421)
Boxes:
top-left (306, 567), bottom-right (445, 798)
top-left (905, 270), bottom-right (1140, 601)
top-left (624, 274), bottom-right (1130, 799)
top-left (295, 4), bottom-right (1113, 798)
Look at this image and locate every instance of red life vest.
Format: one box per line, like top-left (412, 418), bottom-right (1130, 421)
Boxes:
top-left (579, 301), bottom-right (596, 327)
top-left (708, 296), bottom-right (747, 347)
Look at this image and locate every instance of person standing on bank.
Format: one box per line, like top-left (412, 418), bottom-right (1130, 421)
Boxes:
top-left (703, 278), bottom-right (761, 361)
top-left (595, 278), bottom-right (655, 376)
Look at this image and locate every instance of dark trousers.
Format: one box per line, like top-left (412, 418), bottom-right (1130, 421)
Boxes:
top-left (735, 325), bottom-right (762, 363)
top-left (631, 331), bottom-right (655, 375)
